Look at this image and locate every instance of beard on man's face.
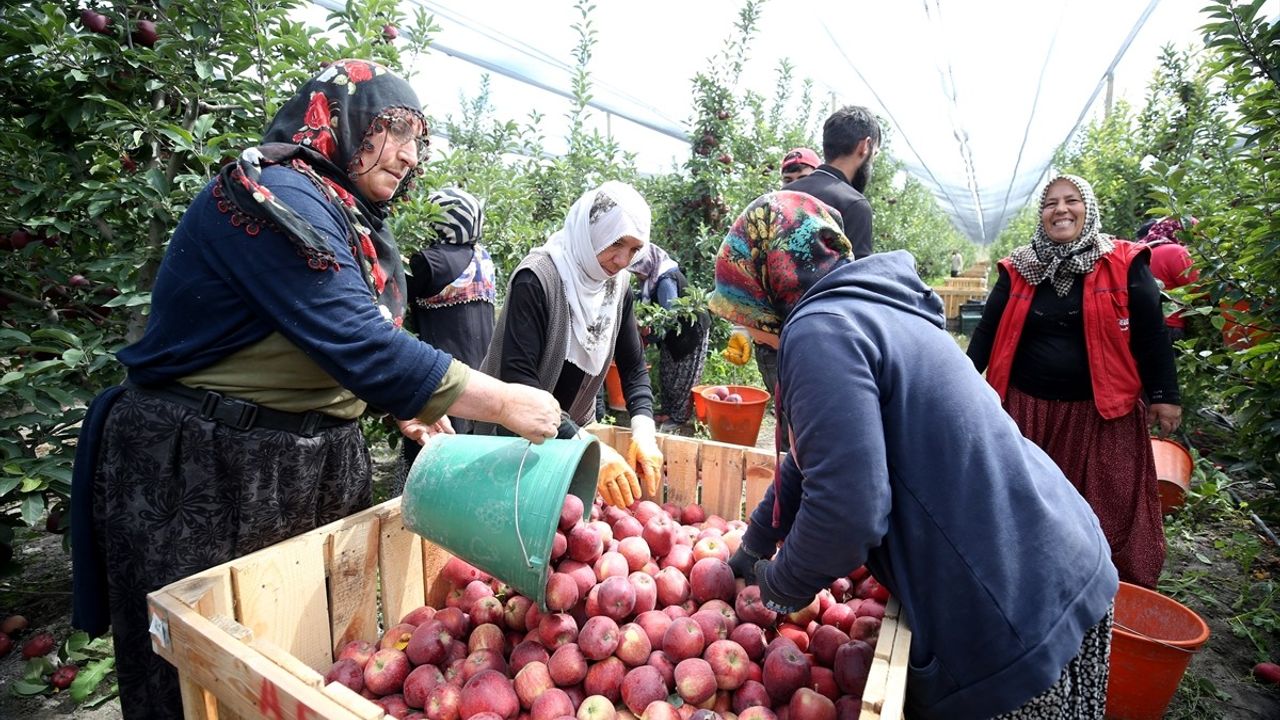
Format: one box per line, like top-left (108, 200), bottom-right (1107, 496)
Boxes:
top-left (851, 158), bottom-right (873, 194)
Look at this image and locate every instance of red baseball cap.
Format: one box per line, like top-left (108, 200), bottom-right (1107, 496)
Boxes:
top-left (781, 147), bottom-right (821, 170)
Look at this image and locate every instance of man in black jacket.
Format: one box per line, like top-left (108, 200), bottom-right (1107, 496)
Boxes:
top-left (785, 105), bottom-right (880, 259)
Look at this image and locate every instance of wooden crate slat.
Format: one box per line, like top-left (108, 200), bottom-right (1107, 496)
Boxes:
top-left (699, 442), bottom-right (745, 520)
top-left (324, 513), bottom-right (382, 659)
top-left (879, 617), bottom-right (913, 720)
top-left (742, 449), bottom-right (776, 522)
top-left (166, 570), bottom-right (238, 720)
top-left (323, 681), bottom-right (386, 720)
top-left (230, 532), bottom-right (332, 672)
top-left (149, 591), bottom-right (358, 720)
top-left (421, 538), bottom-right (456, 609)
top-left (377, 504), bottom-right (426, 627)
top-left (610, 427), bottom-right (633, 456)
top-left (662, 436), bottom-right (701, 506)
top-left (585, 423), bottom-right (616, 449)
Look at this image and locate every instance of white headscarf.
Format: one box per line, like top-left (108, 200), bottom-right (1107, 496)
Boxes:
top-left (542, 181), bottom-right (652, 375)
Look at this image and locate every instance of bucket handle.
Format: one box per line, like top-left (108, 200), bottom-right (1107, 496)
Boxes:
top-left (513, 441), bottom-right (535, 569)
top-left (1112, 620), bottom-right (1201, 654)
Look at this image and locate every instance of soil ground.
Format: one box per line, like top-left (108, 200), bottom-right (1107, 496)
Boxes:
top-left (1, 419), bottom-right (1277, 719)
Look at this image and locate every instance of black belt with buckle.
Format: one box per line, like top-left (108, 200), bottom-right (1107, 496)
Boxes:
top-left (125, 381), bottom-right (351, 437)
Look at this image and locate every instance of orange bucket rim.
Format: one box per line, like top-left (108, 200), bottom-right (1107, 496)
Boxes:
top-left (701, 384), bottom-right (771, 406)
top-left (1112, 581), bottom-right (1211, 650)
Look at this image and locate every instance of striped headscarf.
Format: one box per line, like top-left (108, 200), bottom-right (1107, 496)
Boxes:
top-left (428, 187), bottom-right (484, 245)
top-left (708, 191), bottom-right (852, 335)
top-left (1009, 174), bottom-right (1114, 297)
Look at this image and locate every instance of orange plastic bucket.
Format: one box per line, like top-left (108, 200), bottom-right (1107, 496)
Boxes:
top-left (691, 384), bottom-right (711, 423)
top-left (702, 385), bottom-right (770, 446)
top-left (1150, 438), bottom-right (1192, 514)
top-left (604, 362), bottom-right (626, 411)
top-left (1105, 581), bottom-right (1210, 720)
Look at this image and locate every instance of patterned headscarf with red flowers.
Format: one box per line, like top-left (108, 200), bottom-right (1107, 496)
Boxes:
top-left (708, 191), bottom-right (853, 335)
top-left (213, 59), bottom-right (427, 326)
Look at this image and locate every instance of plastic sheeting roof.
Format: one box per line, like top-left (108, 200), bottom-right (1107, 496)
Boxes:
top-left (308, 1), bottom-right (1210, 243)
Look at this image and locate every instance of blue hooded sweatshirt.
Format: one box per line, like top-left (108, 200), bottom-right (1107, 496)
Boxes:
top-left (750, 251), bottom-right (1118, 719)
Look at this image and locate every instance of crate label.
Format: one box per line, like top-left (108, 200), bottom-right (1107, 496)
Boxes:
top-left (258, 678), bottom-right (314, 720)
top-left (148, 611), bottom-right (170, 649)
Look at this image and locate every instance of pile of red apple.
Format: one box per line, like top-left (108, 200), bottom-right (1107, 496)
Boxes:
top-left (702, 387), bottom-right (742, 404)
top-left (325, 497), bottom-right (890, 720)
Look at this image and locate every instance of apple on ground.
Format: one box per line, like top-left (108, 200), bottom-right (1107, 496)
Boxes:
top-left (0, 635), bottom-right (12, 657)
top-left (460, 669), bottom-right (520, 719)
top-left (50, 663), bottom-right (79, 690)
top-left (365, 648), bottom-right (411, 696)
top-left (325, 658), bottom-right (365, 694)
top-left (621, 664), bottom-right (669, 715)
top-left (20, 632), bottom-right (55, 659)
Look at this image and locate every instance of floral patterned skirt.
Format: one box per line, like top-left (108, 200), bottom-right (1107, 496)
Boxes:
top-left (92, 389), bottom-right (371, 719)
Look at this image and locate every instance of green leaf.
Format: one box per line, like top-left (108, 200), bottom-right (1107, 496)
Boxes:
top-left (70, 657), bottom-right (115, 702)
top-left (10, 679), bottom-right (50, 696)
top-left (20, 492), bottom-right (46, 526)
top-left (0, 372), bottom-right (23, 386)
top-left (31, 327), bottom-right (81, 347)
top-left (0, 476), bottom-right (22, 496)
top-left (20, 477), bottom-right (44, 493)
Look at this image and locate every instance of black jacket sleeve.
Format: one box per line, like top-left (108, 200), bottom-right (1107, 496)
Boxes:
top-left (615, 290), bottom-right (654, 419)
top-left (498, 269), bottom-right (551, 388)
top-left (843, 199), bottom-right (874, 260)
top-left (1127, 257), bottom-right (1180, 405)
top-left (966, 266), bottom-right (1011, 373)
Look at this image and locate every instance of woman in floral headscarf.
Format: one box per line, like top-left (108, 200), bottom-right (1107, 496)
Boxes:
top-left (967, 173), bottom-right (1181, 589)
top-left (70, 60), bottom-right (560, 719)
top-left (478, 181), bottom-right (664, 510)
top-left (715, 191), bottom-right (1118, 720)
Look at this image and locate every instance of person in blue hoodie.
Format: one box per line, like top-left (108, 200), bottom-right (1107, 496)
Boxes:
top-left (710, 191), bottom-right (1118, 720)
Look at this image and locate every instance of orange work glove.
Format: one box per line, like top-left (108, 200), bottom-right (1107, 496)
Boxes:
top-left (597, 444), bottom-right (641, 508)
top-left (722, 328), bottom-right (753, 365)
top-left (627, 415), bottom-right (663, 497)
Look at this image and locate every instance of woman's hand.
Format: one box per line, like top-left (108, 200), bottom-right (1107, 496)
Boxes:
top-left (1149, 403), bottom-right (1182, 437)
top-left (497, 383), bottom-right (563, 444)
top-left (397, 416), bottom-right (453, 446)
top-left (598, 444), bottom-right (641, 508)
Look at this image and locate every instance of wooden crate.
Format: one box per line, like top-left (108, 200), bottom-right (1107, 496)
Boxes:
top-left (940, 276), bottom-right (987, 291)
top-left (933, 285), bottom-right (988, 320)
top-left (147, 428), bottom-right (910, 720)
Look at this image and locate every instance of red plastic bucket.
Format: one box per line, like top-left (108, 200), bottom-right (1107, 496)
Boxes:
top-left (690, 384), bottom-right (711, 423)
top-left (1105, 582), bottom-right (1210, 720)
top-left (701, 385), bottom-right (770, 446)
top-left (1150, 437), bottom-right (1192, 514)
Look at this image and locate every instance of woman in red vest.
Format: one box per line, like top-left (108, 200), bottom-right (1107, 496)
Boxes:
top-left (967, 174), bottom-right (1181, 589)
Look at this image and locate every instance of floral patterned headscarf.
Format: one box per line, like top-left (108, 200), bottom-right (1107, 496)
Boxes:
top-left (213, 59), bottom-right (426, 326)
top-left (708, 191), bottom-right (853, 335)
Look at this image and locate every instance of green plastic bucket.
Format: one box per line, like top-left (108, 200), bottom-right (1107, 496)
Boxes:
top-left (401, 435), bottom-right (599, 608)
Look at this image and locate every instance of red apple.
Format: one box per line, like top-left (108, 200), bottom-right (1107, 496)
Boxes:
top-left (443, 557), bottom-right (491, 587)
top-left (723, 394), bottom-right (742, 403)
top-left (635, 610), bottom-right (672, 650)
top-left (784, 598), bottom-right (821, 628)
top-left (728, 623), bottom-right (767, 662)
top-left (834, 696), bottom-right (859, 720)
top-left (854, 577), bottom-right (889, 604)
top-left (538, 613), bottom-right (579, 650)
top-left (762, 641), bottom-right (810, 704)
top-left (788, 687), bottom-right (835, 720)
top-left (643, 701), bottom-right (681, 720)
top-left (621, 665), bottom-right (669, 715)
top-left (1253, 662), bottom-right (1280, 685)
top-left (325, 658), bottom-right (365, 694)
top-left (548, 643), bottom-right (589, 687)
top-left (831, 641), bottom-right (873, 698)
top-left (853, 601), bottom-right (884, 621)
top-left (435, 607), bottom-right (471, 639)
top-left (597, 575), bottom-right (637, 621)
top-left (632, 500), bottom-right (665, 525)
top-left (376, 694), bottom-right (411, 718)
top-left (692, 537), bottom-right (730, 564)
top-left (559, 560), bottom-right (599, 598)
top-left (407, 620), bottom-right (454, 666)
top-left (595, 551), bottom-right (630, 582)
top-left (510, 640), bottom-right (550, 674)
top-left (690, 610), bottom-right (729, 645)
top-left (848, 616), bottom-right (880, 643)
top-left (382, 23), bottom-right (400, 41)
top-left (405, 664), bottom-right (447, 709)
top-left (663, 617), bottom-right (706, 662)
top-left (680, 504), bottom-right (707, 526)
top-left (578, 694), bottom-right (618, 720)
top-left (505, 596), bottom-right (535, 632)
top-left (808, 626), bottom-right (850, 668)
top-left (546, 572), bottom-right (581, 612)
top-left (674, 658), bottom-right (717, 705)
top-left (613, 515), bottom-right (644, 540)
top-left (655, 567), bottom-right (691, 607)
top-left (628, 572), bottom-right (658, 615)
top-left (689, 558), bottom-right (735, 604)
top-left (365, 648), bottom-right (412, 696)
top-left (578, 616), bottom-right (621, 661)
top-left (703, 639), bottom-right (750, 691)
top-left (338, 639), bottom-right (377, 667)
top-left (402, 605), bottom-right (437, 627)
top-left (20, 632), bottom-right (55, 659)
top-left (461, 669), bottom-right (520, 719)
top-left (462, 649), bottom-right (508, 682)
top-left (618, 537), bottom-right (653, 572)
top-left (660, 544), bottom-right (695, 575)
top-left (50, 663), bottom-right (79, 690)
top-left (1, 614), bottom-right (29, 636)
top-left (776, 624), bottom-right (809, 653)
top-left (426, 683), bottom-right (462, 720)
top-left (616, 622), bottom-right (653, 667)
top-left (79, 9), bottom-right (111, 34)
top-left (589, 520), bottom-right (615, 545)
top-left (642, 516), bottom-right (678, 558)
top-left (470, 625), bottom-right (506, 656)
top-left (133, 19), bottom-right (158, 47)
top-left (552, 531), bottom-right (569, 561)
top-left (531, 688), bottom-right (574, 720)
top-left (561, 495), bottom-right (585, 531)
top-left (731, 680), bottom-right (771, 713)
top-left (807, 666), bottom-right (839, 701)
top-left (583, 656), bottom-right (626, 703)
top-left (514, 661), bottom-right (555, 710)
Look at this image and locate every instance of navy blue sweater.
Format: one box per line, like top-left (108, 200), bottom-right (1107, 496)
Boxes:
top-left (118, 166), bottom-right (452, 420)
top-left (749, 251), bottom-right (1117, 720)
